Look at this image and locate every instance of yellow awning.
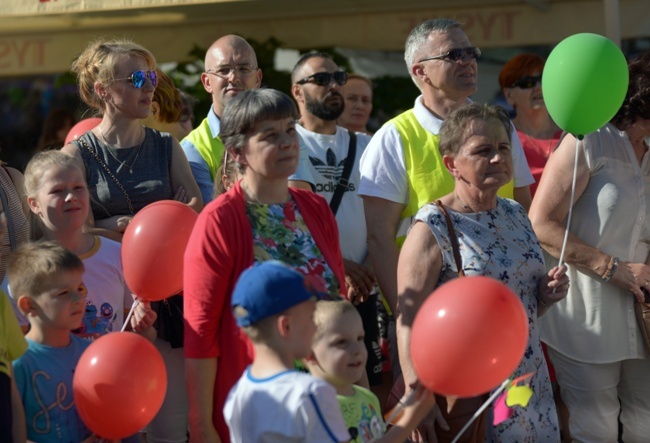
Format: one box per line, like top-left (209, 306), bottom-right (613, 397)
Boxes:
top-left (0, 0), bottom-right (647, 77)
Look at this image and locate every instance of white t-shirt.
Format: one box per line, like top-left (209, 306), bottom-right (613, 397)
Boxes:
top-left (75, 236), bottom-right (133, 340)
top-left (297, 124), bottom-right (371, 263)
top-left (358, 96), bottom-right (534, 204)
top-left (224, 367), bottom-right (350, 443)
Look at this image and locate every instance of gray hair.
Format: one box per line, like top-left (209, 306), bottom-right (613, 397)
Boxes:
top-left (404, 18), bottom-right (462, 86)
top-left (219, 88), bottom-right (299, 155)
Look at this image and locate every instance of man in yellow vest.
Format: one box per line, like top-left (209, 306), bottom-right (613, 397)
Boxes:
top-left (181, 35), bottom-right (314, 204)
top-left (358, 18), bottom-right (534, 442)
top-left (359, 18), bottom-right (533, 314)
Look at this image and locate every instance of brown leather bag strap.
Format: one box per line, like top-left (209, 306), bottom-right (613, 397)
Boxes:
top-left (434, 200), bottom-right (465, 278)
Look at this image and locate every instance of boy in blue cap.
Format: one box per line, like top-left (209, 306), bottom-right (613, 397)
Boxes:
top-left (223, 261), bottom-right (351, 442)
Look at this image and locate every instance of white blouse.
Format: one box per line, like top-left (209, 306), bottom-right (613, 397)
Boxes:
top-left (540, 123), bottom-right (650, 363)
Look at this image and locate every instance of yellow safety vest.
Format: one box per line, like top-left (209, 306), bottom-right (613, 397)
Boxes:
top-left (391, 109), bottom-right (514, 247)
top-left (182, 116), bottom-right (225, 181)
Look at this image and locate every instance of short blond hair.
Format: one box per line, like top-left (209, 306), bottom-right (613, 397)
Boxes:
top-left (313, 300), bottom-right (358, 342)
top-left (71, 38), bottom-right (156, 112)
top-left (7, 241), bottom-right (84, 300)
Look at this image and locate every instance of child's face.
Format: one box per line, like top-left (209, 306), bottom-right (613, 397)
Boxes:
top-left (26, 269), bottom-right (88, 331)
top-left (28, 164), bottom-right (89, 233)
top-left (311, 309), bottom-right (367, 388)
top-left (287, 299), bottom-right (317, 359)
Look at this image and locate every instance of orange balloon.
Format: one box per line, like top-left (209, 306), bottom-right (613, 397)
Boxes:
top-left (73, 332), bottom-right (167, 439)
top-left (64, 118), bottom-right (101, 145)
top-left (121, 200), bottom-right (198, 301)
top-left (410, 276), bottom-right (529, 397)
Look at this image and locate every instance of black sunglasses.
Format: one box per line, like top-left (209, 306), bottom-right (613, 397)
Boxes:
top-left (418, 47), bottom-right (481, 63)
top-left (114, 70), bottom-right (158, 88)
top-left (510, 75), bottom-right (542, 89)
top-left (296, 71), bottom-right (348, 87)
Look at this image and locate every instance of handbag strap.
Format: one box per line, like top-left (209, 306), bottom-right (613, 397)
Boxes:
top-left (78, 138), bottom-right (135, 215)
top-left (329, 130), bottom-right (357, 216)
top-left (0, 170), bottom-right (16, 250)
top-left (434, 200), bottom-right (465, 278)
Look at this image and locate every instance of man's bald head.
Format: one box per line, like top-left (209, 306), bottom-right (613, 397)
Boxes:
top-left (201, 35), bottom-right (263, 117)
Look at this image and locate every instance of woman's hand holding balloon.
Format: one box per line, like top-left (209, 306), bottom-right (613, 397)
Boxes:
top-left (537, 265), bottom-right (569, 307)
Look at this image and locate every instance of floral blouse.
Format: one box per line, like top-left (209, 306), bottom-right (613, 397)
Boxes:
top-left (245, 198), bottom-right (340, 300)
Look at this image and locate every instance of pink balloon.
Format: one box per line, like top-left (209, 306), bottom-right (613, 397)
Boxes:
top-left (121, 200), bottom-right (198, 301)
top-left (64, 118), bottom-right (101, 145)
top-left (410, 276), bottom-right (529, 397)
top-left (73, 332), bottom-right (167, 439)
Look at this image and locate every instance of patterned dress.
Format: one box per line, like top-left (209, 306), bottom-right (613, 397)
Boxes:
top-left (246, 199), bottom-right (340, 300)
top-left (415, 197), bottom-right (559, 443)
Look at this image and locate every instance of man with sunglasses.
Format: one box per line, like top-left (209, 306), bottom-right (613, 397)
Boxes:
top-left (357, 18), bottom-right (534, 443)
top-left (291, 52), bottom-right (384, 391)
top-left (181, 35), bottom-right (314, 204)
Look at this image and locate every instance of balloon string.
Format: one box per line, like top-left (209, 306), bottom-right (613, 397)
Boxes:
top-left (450, 378), bottom-right (510, 443)
top-left (554, 136), bottom-right (580, 292)
top-left (384, 389), bottom-right (418, 426)
top-left (121, 297), bottom-right (141, 332)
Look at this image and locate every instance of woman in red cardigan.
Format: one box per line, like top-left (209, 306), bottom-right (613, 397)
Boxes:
top-left (183, 88), bottom-right (346, 443)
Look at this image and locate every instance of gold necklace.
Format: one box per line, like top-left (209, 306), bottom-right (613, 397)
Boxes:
top-left (241, 180), bottom-right (290, 205)
top-left (520, 132), bottom-right (555, 159)
top-left (98, 126), bottom-right (144, 174)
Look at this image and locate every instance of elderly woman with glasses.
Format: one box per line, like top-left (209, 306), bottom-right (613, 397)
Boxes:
top-left (184, 88), bottom-right (346, 442)
top-left (62, 38), bottom-right (202, 443)
top-left (397, 103), bottom-right (568, 442)
top-left (499, 54), bottom-right (561, 197)
top-left (530, 51), bottom-right (650, 443)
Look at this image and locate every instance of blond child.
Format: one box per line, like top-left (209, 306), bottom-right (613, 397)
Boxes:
top-left (223, 261), bottom-right (351, 443)
top-left (23, 150), bottom-right (156, 341)
top-left (305, 300), bottom-right (435, 443)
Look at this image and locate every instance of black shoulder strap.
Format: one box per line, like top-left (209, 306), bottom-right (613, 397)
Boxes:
top-left (0, 169), bottom-right (16, 250)
top-left (433, 200), bottom-right (465, 278)
top-left (329, 130), bottom-right (356, 216)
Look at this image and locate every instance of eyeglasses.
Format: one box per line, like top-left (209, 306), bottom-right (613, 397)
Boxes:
top-left (115, 70), bottom-right (158, 88)
top-left (510, 75), bottom-right (542, 89)
top-left (296, 71), bottom-right (348, 87)
top-left (418, 47), bottom-right (481, 63)
top-left (205, 65), bottom-right (258, 78)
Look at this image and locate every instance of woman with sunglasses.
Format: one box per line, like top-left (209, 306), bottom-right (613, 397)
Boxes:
top-left (530, 51), bottom-right (650, 443)
top-left (63, 38), bottom-right (203, 443)
top-left (499, 54), bottom-right (561, 197)
top-left (64, 39), bottom-right (202, 243)
top-left (184, 88), bottom-right (346, 443)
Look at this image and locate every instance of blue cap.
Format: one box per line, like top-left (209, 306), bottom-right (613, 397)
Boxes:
top-left (231, 261), bottom-right (322, 327)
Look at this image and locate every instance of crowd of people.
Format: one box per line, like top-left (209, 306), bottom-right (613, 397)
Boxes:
top-left (1, 15), bottom-right (649, 443)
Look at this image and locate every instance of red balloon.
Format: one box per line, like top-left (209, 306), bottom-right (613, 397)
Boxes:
top-left (122, 200), bottom-right (198, 301)
top-left (410, 276), bottom-right (529, 397)
top-left (64, 118), bottom-right (101, 145)
top-left (73, 332), bottom-right (167, 439)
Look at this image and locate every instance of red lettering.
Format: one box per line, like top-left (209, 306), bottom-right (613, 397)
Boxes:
top-left (476, 13), bottom-right (499, 40)
top-left (501, 11), bottom-right (521, 39)
top-left (13, 40), bottom-right (31, 67)
top-left (0, 42), bottom-right (11, 69)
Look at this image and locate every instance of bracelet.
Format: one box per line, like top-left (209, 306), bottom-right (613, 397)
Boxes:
top-left (602, 256), bottom-right (620, 282)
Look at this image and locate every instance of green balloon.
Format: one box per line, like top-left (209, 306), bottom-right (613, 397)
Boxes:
top-left (542, 33), bottom-right (629, 137)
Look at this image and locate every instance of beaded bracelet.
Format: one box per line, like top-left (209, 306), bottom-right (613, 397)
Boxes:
top-left (602, 256), bottom-right (620, 282)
